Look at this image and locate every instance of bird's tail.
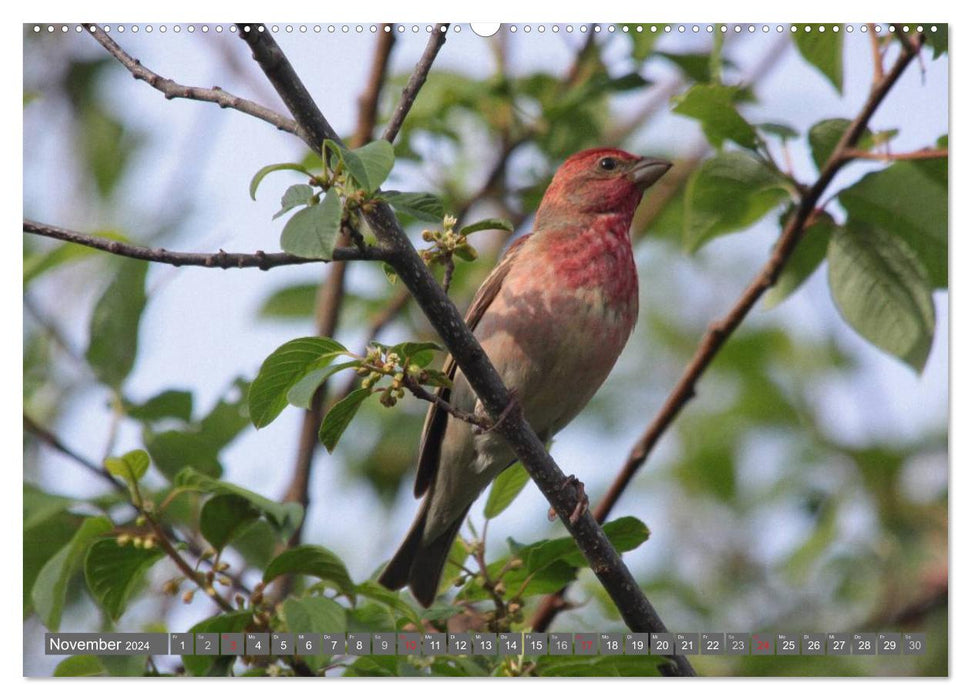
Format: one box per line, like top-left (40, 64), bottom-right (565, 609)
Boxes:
top-left (377, 499), bottom-right (470, 608)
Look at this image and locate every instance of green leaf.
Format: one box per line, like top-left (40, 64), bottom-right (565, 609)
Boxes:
top-left (839, 160), bottom-right (948, 288)
top-left (758, 122), bottom-right (799, 141)
top-left (144, 379), bottom-right (250, 480)
top-left (24, 511), bottom-right (80, 616)
top-left (124, 389), bottom-right (193, 423)
top-left (175, 467), bottom-right (304, 538)
top-left (808, 119), bottom-right (873, 171)
top-left (382, 262), bottom-right (399, 285)
top-left (249, 162), bottom-right (313, 200)
top-left (355, 581), bottom-right (425, 629)
top-left (85, 259), bottom-right (148, 388)
top-left (391, 340), bottom-right (445, 361)
top-left (536, 654), bottom-right (663, 677)
top-left (657, 51), bottom-right (720, 83)
top-left (274, 183), bottom-right (316, 219)
top-left (286, 361), bottom-right (359, 409)
top-left (257, 283), bottom-right (319, 319)
top-left (183, 611), bottom-right (252, 676)
top-left (200, 494), bottom-right (260, 551)
top-left (249, 336), bottom-right (349, 428)
top-left (672, 83), bottom-right (758, 150)
top-left (683, 151), bottom-right (791, 251)
top-left (827, 223), bottom-right (936, 372)
top-left (32, 516), bottom-right (112, 630)
top-left (459, 218), bottom-right (514, 236)
top-left (282, 596), bottom-right (347, 671)
top-left (382, 190), bottom-right (445, 222)
top-left (280, 188), bottom-right (343, 260)
top-left (23, 483), bottom-right (75, 530)
top-left (764, 214), bottom-right (835, 308)
top-left (343, 140), bottom-right (395, 193)
top-left (925, 25), bottom-right (948, 58)
top-left (83, 538), bottom-right (165, 621)
top-left (54, 655), bottom-right (107, 677)
top-left (483, 463), bottom-right (530, 518)
top-left (459, 517), bottom-right (649, 602)
top-left (263, 545), bottom-right (355, 596)
top-left (104, 449), bottom-right (150, 485)
top-left (319, 387), bottom-right (372, 453)
top-left (620, 25), bottom-right (659, 61)
top-left (792, 24), bottom-right (844, 93)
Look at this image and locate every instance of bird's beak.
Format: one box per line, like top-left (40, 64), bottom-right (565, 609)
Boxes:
top-left (631, 157), bottom-right (673, 189)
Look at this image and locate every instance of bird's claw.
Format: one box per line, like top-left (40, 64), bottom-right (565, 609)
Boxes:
top-left (547, 474), bottom-right (589, 524)
top-left (472, 389), bottom-right (521, 436)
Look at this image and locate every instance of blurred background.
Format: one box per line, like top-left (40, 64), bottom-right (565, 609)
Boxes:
top-left (23, 22), bottom-right (947, 676)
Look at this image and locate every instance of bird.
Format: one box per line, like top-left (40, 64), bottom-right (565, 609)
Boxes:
top-left (377, 147), bottom-right (672, 607)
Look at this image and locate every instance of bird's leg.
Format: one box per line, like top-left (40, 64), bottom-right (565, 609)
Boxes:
top-left (472, 389), bottom-right (521, 436)
top-left (547, 475), bottom-right (589, 525)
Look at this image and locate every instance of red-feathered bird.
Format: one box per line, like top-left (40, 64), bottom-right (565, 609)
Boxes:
top-left (378, 148), bottom-right (672, 606)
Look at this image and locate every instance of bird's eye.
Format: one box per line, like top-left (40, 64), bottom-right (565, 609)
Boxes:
top-left (599, 157), bottom-right (618, 171)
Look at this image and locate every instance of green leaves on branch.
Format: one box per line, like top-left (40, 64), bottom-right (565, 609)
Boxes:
top-left (84, 538), bottom-right (165, 621)
top-left (483, 463), bottom-right (531, 519)
top-left (382, 190), bottom-right (445, 222)
top-left (827, 223), bottom-right (936, 372)
top-left (279, 188), bottom-right (343, 261)
top-left (459, 516), bottom-right (650, 602)
top-left (249, 336), bottom-right (447, 453)
top-left (673, 84), bottom-right (758, 150)
top-left (263, 544), bottom-right (355, 597)
top-left (839, 158), bottom-right (947, 288)
top-left (327, 138), bottom-right (395, 194)
top-left (85, 259), bottom-right (148, 388)
top-left (683, 151), bottom-right (792, 251)
top-left (176, 467), bottom-right (304, 542)
top-left (792, 24), bottom-right (844, 93)
top-left (248, 336), bottom-right (350, 428)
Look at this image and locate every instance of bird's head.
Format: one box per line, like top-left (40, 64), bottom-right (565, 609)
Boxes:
top-left (536, 148), bottom-right (672, 224)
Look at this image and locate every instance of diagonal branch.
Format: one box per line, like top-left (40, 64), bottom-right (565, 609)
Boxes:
top-left (86, 24), bottom-right (306, 145)
top-left (382, 24), bottom-right (449, 142)
top-left (529, 31), bottom-right (926, 634)
top-left (24, 219), bottom-right (384, 269)
top-left (236, 23), bottom-right (695, 677)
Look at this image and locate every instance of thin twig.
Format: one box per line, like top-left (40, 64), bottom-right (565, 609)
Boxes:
top-left (843, 147), bottom-right (947, 162)
top-left (24, 413), bottom-right (125, 493)
top-left (381, 24), bottom-right (449, 143)
top-left (86, 24), bottom-right (306, 144)
top-left (24, 219), bottom-right (383, 268)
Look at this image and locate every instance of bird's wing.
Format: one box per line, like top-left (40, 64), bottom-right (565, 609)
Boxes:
top-left (413, 234), bottom-right (532, 497)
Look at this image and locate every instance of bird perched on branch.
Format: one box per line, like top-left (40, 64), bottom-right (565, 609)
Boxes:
top-left (378, 147), bottom-right (672, 607)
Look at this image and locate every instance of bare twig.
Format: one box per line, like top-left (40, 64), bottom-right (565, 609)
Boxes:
top-left (86, 24), bottom-right (306, 144)
top-left (24, 219), bottom-right (383, 269)
top-left (382, 24), bottom-right (449, 143)
top-left (236, 24), bottom-right (695, 677)
top-left (24, 413), bottom-right (125, 493)
top-left (843, 147), bottom-right (947, 162)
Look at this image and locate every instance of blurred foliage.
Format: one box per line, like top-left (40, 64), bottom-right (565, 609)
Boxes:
top-left (23, 24), bottom-right (946, 678)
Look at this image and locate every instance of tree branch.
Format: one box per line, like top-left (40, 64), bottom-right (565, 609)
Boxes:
top-left (382, 24), bottom-right (449, 143)
top-left (24, 219), bottom-right (383, 269)
top-left (529, 32), bottom-right (926, 637)
top-left (236, 23), bottom-right (694, 677)
top-left (86, 24), bottom-right (306, 145)
top-left (844, 147), bottom-right (947, 161)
